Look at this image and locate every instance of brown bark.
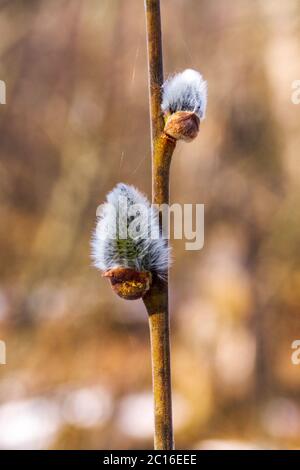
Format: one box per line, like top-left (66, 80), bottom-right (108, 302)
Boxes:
top-left (143, 0), bottom-right (176, 450)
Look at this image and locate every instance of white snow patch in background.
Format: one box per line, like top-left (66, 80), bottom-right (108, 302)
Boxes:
top-left (117, 392), bottom-right (154, 438)
top-left (197, 439), bottom-right (267, 450)
top-left (61, 386), bottom-right (113, 428)
top-left (0, 398), bottom-right (61, 450)
top-left (116, 391), bottom-right (191, 439)
top-left (0, 384), bottom-right (114, 449)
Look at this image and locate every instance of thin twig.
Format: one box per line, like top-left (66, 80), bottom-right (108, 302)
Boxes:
top-left (143, 0), bottom-right (176, 450)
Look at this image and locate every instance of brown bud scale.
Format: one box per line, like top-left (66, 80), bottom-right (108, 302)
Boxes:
top-left (103, 267), bottom-right (152, 300)
top-left (164, 111), bottom-right (200, 142)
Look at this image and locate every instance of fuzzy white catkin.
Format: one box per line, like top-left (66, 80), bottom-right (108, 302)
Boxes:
top-left (161, 69), bottom-right (208, 119)
top-left (91, 183), bottom-right (170, 278)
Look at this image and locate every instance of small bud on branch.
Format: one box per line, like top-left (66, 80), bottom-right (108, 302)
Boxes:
top-left (162, 69), bottom-right (207, 142)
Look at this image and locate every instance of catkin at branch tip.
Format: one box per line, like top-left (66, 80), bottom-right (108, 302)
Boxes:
top-left (162, 68), bottom-right (208, 119)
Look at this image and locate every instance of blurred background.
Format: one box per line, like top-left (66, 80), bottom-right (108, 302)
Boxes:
top-left (0, 0), bottom-right (300, 450)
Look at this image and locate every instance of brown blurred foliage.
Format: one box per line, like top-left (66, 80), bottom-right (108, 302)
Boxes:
top-left (0, 0), bottom-right (300, 449)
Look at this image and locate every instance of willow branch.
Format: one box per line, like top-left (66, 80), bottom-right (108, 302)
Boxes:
top-left (143, 0), bottom-right (176, 451)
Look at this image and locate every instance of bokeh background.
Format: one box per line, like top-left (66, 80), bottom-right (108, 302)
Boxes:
top-left (0, 0), bottom-right (300, 450)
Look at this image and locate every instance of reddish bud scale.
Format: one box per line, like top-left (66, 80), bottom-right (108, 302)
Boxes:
top-left (103, 267), bottom-right (152, 300)
top-left (164, 111), bottom-right (200, 142)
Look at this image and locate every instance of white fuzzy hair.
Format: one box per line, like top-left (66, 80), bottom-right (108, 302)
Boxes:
top-left (161, 69), bottom-right (207, 119)
top-left (91, 183), bottom-right (170, 278)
